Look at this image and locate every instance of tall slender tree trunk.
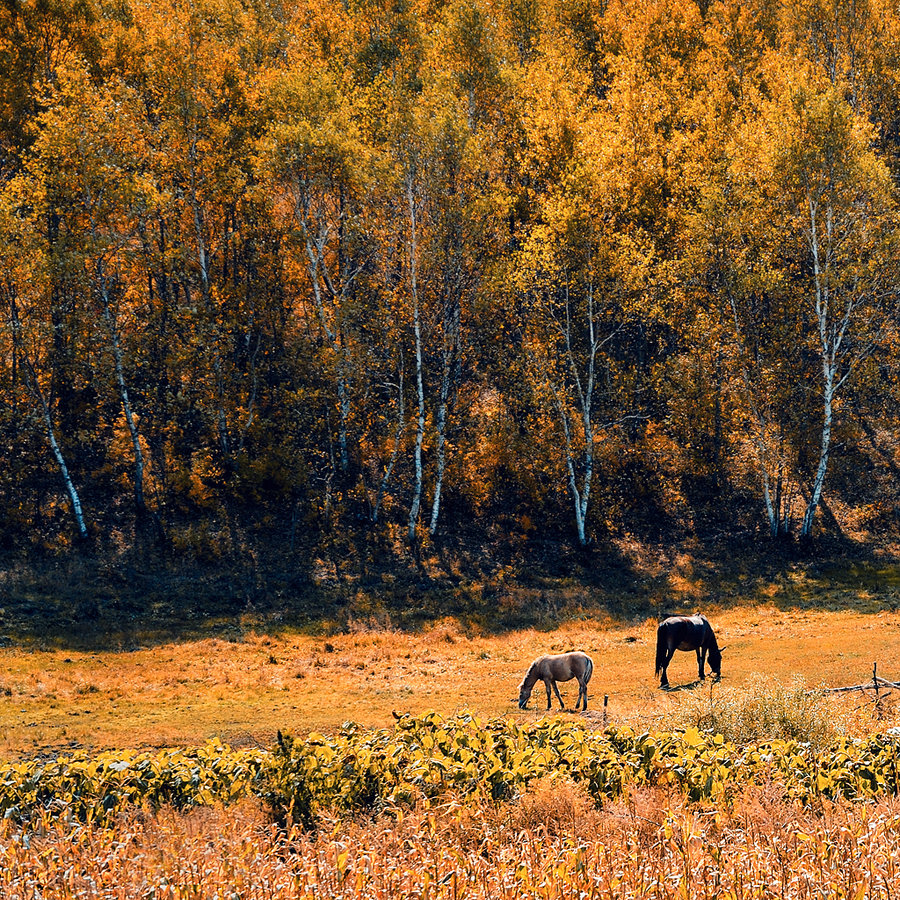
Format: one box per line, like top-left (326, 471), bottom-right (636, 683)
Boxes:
top-left (39, 389), bottom-right (89, 540)
top-left (298, 205), bottom-right (353, 475)
top-left (428, 300), bottom-right (460, 537)
top-left (561, 281), bottom-right (599, 548)
top-left (801, 195), bottom-right (839, 539)
top-left (428, 360), bottom-right (450, 537)
top-left (93, 250), bottom-right (147, 514)
top-left (101, 281), bottom-right (146, 513)
top-left (554, 394), bottom-right (593, 548)
top-left (407, 175), bottom-right (426, 544)
top-left (9, 296), bottom-right (89, 540)
top-left (557, 401), bottom-right (587, 547)
top-left (373, 357), bottom-right (406, 525)
top-left (802, 378), bottom-right (834, 537)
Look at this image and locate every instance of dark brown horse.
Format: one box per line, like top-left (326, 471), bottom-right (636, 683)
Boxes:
top-left (655, 614), bottom-right (723, 689)
top-left (518, 651), bottom-right (593, 710)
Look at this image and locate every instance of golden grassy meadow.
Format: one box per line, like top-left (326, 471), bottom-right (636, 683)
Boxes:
top-left (4, 602), bottom-right (900, 898)
top-left (2, 604), bottom-right (899, 757)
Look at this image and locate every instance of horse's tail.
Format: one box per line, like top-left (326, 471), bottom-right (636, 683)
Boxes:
top-left (655, 623), bottom-right (666, 677)
top-left (584, 653), bottom-right (594, 684)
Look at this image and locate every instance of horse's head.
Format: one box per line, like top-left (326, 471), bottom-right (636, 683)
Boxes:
top-left (709, 644), bottom-right (725, 678)
top-left (518, 661), bottom-right (540, 708)
top-left (517, 679), bottom-right (531, 709)
top-left (518, 668), bottom-right (538, 708)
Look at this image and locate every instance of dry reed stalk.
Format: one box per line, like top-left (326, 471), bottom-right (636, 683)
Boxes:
top-left (3, 791), bottom-right (900, 899)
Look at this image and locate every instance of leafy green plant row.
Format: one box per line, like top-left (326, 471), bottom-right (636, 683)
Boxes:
top-left (2, 714), bottom-right (900, 828)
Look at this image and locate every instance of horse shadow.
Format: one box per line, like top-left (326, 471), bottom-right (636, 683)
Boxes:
top-left (661, 678), bottom-right (719, 693)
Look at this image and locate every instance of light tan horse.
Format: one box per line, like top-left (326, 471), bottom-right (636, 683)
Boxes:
top-left (517, 651), bottom-right (594, 710)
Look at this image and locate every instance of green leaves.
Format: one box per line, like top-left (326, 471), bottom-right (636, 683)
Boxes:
top-left (2, 716), bottom-right (899, 830)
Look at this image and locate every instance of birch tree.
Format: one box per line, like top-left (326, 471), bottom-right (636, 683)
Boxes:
top-left (684, 158), bottom-right (809, 538)
top-left (517, 196), bottom-right (652, 546)
top-left (775, 87), bottom-right (899, 536)
top-left (404, 156), bottom-right (427, 542)
top-left (513, 40), bottom-right (657, 547)
top-left (30, 70), bottom-right (153, 515)
top-left (399, 0), bottom-right (503, 540)
top-left (388, 75), bottom-right (487, 542)
top-left (727, 79), bottom-right (900, 538)
top-left (0, 171), bottom-right (91, 541)
top-left (6, 291), bottom-right (90, 541)
top-left (260, 66), bottom-right (374, 480)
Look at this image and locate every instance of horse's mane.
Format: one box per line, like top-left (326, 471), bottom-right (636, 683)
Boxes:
top-left (519, 659), bottom-right (539, 687)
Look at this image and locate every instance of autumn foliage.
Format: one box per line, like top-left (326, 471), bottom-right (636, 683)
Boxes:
top-left (1, 0), bottom-right (899, 567)
top-left (7, 716), bottom-right (900, 897)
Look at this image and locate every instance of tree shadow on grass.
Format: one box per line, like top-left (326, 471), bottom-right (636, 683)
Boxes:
top-left (3, 524), bottom-right (900, 651)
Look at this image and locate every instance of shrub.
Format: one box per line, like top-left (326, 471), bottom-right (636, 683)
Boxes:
top-left (677, 675), bottom-right (842, 749)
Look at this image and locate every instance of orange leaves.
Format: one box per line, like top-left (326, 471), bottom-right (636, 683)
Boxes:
top-left (3, 0), bottom-right (900, 550)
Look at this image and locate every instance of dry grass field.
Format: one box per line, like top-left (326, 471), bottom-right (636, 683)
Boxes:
top-left (1, 604), bottom-right (899, 758)
top-left (4, 599), bottom-right (900, 898)
top-left (6, 783), bottom-right (900, 898)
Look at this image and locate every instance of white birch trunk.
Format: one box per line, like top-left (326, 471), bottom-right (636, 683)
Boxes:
top-left (407, 175), bottom-right (426, 543)
top-left (99, 272), bottom-right (146, 512)
top-left (576, 285), bottom-right (597, 545)
top-left (542, 280), bottom-right (601, 548)
top-left (761, 452), bottom-right (777, 535)
top-left (84, 183), bottom-right (146, 508)
top-left (563, 281), bottom-right (598, 547)
top-left (428, 299), bottom-right (460, 536)
top-left (802, 378), bottom-right (834, 536)
top-left (373, 364), bottom-right (405, 525)
top-left (557, 401), bottom-right (587, 547)
top-left (41, 396), bottom-right (89, 541)
top-left (294, 188), bottom-right (359, 476)
top-left (801, 195), bottom-right (839, 537)
top-left (8, 293), bottom-right (89, 539)
top-left (428, 364), bottom-right (450, 537)
top-left (84, 171), bottom-right (148, 513)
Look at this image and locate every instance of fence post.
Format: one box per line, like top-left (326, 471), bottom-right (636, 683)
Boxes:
top-left (875, 662), bottom-right (882, 720)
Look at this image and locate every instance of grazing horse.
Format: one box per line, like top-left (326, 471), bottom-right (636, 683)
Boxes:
top-left (518, 651), bottom-right (593, 710)
top-left (655, 614), bottom-right (723, 689)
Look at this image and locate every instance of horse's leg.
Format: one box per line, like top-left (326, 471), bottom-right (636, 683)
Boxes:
top-left (544, 679), bottom-right (553, 710)
top-left (696, 648), bottom-right (706, 680)
top-left (578, 678), bottom-right (588, 710)
top-left (660, 646), bottom-right (673, 688)
top-left (550, 678), bottom-right (565, 709)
